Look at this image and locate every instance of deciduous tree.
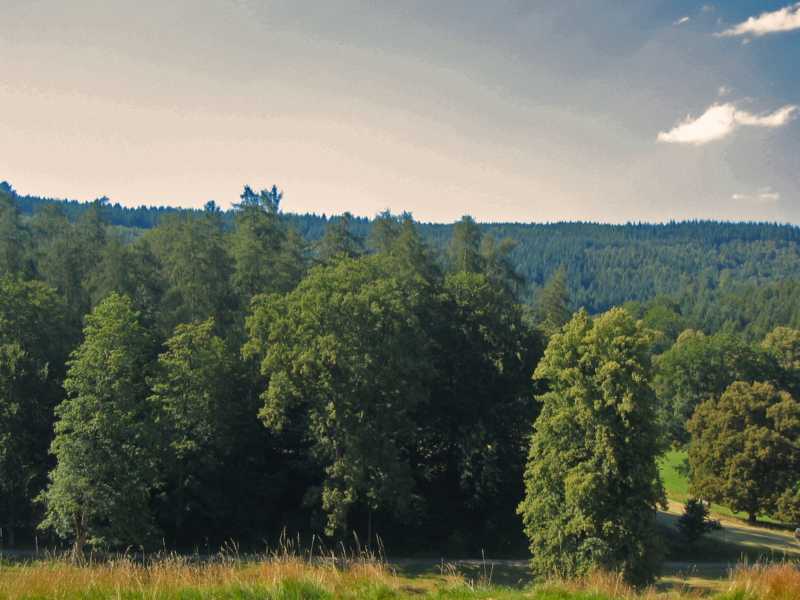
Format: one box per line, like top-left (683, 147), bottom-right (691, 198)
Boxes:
top-left (687, 381), bottom-right (800, 523)
top-left (518, 308), bottom-right (666, 585)
top-left (39, 294), bottom-right (157, 554)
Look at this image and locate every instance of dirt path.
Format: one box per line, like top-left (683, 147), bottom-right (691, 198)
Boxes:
top-left (662, 500), bottom-right (800, 557)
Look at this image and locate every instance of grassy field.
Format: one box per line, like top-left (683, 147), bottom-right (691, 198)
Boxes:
top-left (0, 554), bottom-right (798, 600)
top-left (657, 451), bottom-right (779, 523)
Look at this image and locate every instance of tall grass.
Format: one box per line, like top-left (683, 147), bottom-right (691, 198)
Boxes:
top-left (0, 537), bottom-right (398, 600)
top-left (720, 563), bottom-right (800, 600)
top-left (0, 545), bottom-right (797, 599)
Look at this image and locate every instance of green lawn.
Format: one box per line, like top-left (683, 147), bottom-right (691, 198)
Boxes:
top-left (659, 450), bottom-right (691, 503)
top-left (657, 450), bottom-right (785, 524)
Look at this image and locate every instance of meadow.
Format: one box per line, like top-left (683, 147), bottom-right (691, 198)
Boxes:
top-left (0, 553), bottom-right (799, 600)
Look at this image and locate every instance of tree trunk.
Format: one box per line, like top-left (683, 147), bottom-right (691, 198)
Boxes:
top-left (748, 511), bottom-right (757, 524)
top-left (73, 514), bottom-right (86, 563)
top-left (367, 509), bottom-right (372, 550)
top-left (7, 525), bottom-right (15, 548)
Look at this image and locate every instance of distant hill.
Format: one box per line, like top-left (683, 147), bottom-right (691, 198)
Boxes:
top-left (6, 181), bottom-right (800, 321)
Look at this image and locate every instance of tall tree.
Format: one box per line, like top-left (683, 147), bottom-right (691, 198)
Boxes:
top-left (316, 212), bottom-right (364, 264)
top-left (536, 265), bottom-right (571, 335)
top-left (29, 204), bottom-right (106, 330)
top-left (518, 308), bottom-right (666, 585)
top-left (687, 381), bottom-right (800, 523)
top-left (0, 189), bottom-right (27, 276)
top-left (368, 211), bottom-right (402, 254)
top-left (88, 236), bottom-right (166, 327)
top-left (230, 185), bottom-right (302, 301)
top-left (244, 255), bottom-right (432, 535)
top-left (0, 277), bottom-right (66, 546)
top-left (39, 294), bottom-right (157, 554)
top-left (447, 216), bottom-right (483, 274)
top-left (148, 209), bottom-right (233, 331)
top-left (148, 318), bottom-right (235, 541)
top-left (414, 270), bottom-right (540, 551)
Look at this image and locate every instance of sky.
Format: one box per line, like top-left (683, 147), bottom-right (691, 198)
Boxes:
top-left (1, 1), bottom-right (799, 223)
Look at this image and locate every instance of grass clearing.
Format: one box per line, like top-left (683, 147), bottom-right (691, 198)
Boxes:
top-left (657, 451), bottom-right (787, 525)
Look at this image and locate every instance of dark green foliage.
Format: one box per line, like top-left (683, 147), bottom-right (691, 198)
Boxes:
top-left (654, 330), bottom-right (770, 445)
top-left (519, 308), bottom-right (666, 585)
top-left (148, 318), bottom-right (237, 542)
top-left (146, 210), bottom-right (234, 331)
top-left (536, 266), bottom-right (570, 336)
top-left (0, 277), bottom-right (67, 546)
top-left (244, 255), bottom-right (435, 534)
top-left (687, 381), bottom-right (800, 523)
top-left (4, 184), bottom-right (800, 557)
top-left (231, 185), bottom-right (306, 301)
top-left (39, 294), bottom-right (158, 552)
top-left (316, 212), bottom-right (365, 264)
top-left (677, 498), bottom-right (718, 544)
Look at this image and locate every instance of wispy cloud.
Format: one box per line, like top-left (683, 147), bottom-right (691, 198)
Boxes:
top-left (718, 86), bottom-right (731, 97)
top-left (717, 3), bottom-right (800, 37)
top-left (674, 16), bottom-right (690, 26)
top-left (657, 102), bottom-right (798, 145)
top-left (732, 187), bottom-right (781, 203)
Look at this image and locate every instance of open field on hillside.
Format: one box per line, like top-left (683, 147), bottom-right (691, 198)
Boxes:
top-left (658, 451), bottom-right (791, 526)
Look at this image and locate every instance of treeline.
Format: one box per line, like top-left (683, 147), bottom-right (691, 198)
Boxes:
top-left (6, 180), bottom-right (800, 333)
top-left (0, 185), bottom-right (540, 554)
top-left (2, 184), bottom-right (799, 586)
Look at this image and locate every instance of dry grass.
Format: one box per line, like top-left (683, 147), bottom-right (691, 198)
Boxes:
top-left (722, 563), bottom-right (800, 600)
top-left (0, 550), bottom-right (798, 600)
top-left (0, 542), bottom-right (399, 600)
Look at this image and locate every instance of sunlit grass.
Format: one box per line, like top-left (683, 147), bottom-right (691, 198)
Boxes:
top-left (1, 552), bottom-right (798, 600)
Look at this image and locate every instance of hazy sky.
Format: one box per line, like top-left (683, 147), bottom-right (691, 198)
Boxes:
top-left (2, 1), bottom-right (799, 223)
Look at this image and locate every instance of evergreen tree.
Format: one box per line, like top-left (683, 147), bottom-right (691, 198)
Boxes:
top-left (39, 294), bottom-right (157, 554)
top-left (147, 210), bottom-right (233, 331)
top-left (316, 212), bottom-right (364, 264)
top-left (230, 185), bottom-right (297, 301)
top-left (518, 308), bottom-right (666, 585)
top-left (536, 265), bottom-right (571, 335)
top-left (447, 216), bottom-right (483, 274)
top-left (0, 190), bottom-right (27, 276)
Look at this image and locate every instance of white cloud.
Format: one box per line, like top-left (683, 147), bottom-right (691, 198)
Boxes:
top-left (734, 105), bottom-right (798, 127)
top-left (702, 5), bottom-right (716, 13)
top-left (657, 102), bottom-right (798, 145)
top-left (732, 187), bottom-right (781, 203)
top-left (718, 85), bottom-right (731, 97)
top-left (717, 3), bottom-right (800, 37)
top-left (674, 16), bottom-right (690, 26)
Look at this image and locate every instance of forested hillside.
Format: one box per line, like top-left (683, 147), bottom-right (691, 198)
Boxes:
top-left (6, 181), bottom-right (800, 337)
top-left (2, 182), bottom-right (800, 584)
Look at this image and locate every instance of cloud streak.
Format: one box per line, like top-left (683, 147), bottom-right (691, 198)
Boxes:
top-left (732, 187), bottom-right (781, 203)
top-left (717, 3), bottom-right (800, 37)
top-left (657, 102), bottom-right (798, 145)
top-left (674, 16), bottom-right (690, 26)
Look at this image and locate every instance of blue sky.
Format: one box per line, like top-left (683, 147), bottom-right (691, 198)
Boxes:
top-left (1, 1), bottom-right (798, 222)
